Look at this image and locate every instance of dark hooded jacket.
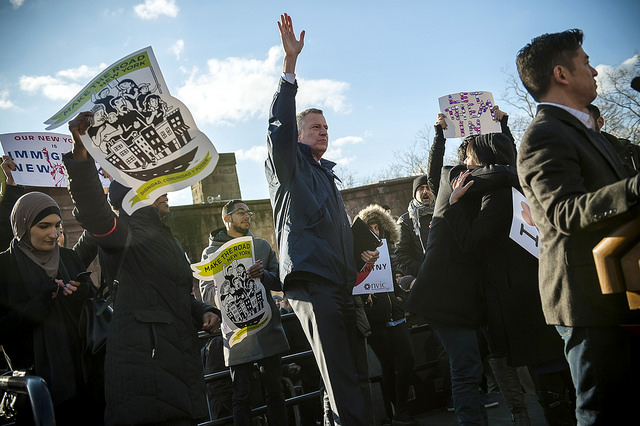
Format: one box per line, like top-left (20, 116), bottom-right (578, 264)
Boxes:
top-left (441, 133), bottom-right (563, 365)
top-left (404, 132), bottom-right (517, 327)
top-left (63, 153), bottom-right (219, 425)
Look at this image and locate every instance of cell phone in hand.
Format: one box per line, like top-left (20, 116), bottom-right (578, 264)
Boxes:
top-left (73, 271), bottom-right (92, 282)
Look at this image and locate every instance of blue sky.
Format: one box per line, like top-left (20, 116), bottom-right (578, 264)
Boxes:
top-left (1, 0), bottom-right (638, 204)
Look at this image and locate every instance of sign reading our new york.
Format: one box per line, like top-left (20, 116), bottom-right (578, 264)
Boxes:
top-left (438, 91), bottom-right (501, 139)
top-left (0, 132), bottom-right (110, 188)
top-left (44, 46), bottom-right (219, 214)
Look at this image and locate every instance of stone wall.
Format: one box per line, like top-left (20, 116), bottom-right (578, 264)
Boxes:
top-left (2, 159), bottom-right (417, 281)
top-left (168, 176), bottom-right (415, 263)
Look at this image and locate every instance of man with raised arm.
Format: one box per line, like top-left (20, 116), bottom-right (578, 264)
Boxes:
top-left (264, 13), bottom-right (378, 426)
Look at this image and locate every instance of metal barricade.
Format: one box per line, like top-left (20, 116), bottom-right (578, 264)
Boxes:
top-left (0, 374), bottom-right (55, 426)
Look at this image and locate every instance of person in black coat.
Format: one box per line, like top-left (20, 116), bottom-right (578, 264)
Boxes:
top-left (446, 134), bottom-right (575, 425)
top-left (357, 204), bottom-right (418, 426)
top-left (0, 189), bottom-right (104, 425)
top-left (65, 111), bottom-right (221, 426)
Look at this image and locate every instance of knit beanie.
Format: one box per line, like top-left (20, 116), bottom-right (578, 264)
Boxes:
top-left (412, 175), bottom-right (429, 200)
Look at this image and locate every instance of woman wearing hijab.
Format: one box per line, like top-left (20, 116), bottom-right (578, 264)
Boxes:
top-left (0, 190), bottom-right (104, 425)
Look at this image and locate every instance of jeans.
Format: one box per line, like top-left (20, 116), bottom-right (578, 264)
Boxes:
top-left (556, 325), bottom-right (636, 425)
top-left (433, 324), bottom-right (488, 426)
top-left (230, 355), bottom-right (287, 426)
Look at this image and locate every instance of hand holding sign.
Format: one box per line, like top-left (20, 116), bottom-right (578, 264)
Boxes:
top-left (438, 91), bottom-right (502, 138)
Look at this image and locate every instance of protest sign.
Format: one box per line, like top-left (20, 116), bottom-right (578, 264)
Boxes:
top-left (438, 91), bottom-right (501, 138)
top-left (191, 236), bottom-right (270, 346)
top-left (353, 239), bottom-right (395, 295)
top-left (0, 131), bottom-right (110, 187)
top-left (510, 187), bottom-right (540, 258)
top-left (44, 46), bottom-right (218, 214)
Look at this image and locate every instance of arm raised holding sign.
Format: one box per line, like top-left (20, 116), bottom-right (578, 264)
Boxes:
top-left (64, 113), bottom-right (221, 424)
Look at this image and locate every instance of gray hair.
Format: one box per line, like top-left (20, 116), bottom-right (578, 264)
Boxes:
top-left (296, 108), bottom-right (324, 131)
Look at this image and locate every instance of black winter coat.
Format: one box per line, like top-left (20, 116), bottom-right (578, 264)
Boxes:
top-left (0, 243), bottom-right (105, 422)
top-left (443, 170), bottom-right (564, 366)
top-left (64, 154), bottom-right (218, 425)
top-left (405, 164), bottom-right (515, 327)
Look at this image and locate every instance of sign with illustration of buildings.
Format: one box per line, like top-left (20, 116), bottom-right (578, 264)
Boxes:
top-left (191, 237), bottom-right (270, 347)
top-left (44, 47), bottom-right (218, 214)
top-left (0, 131), bottom-right (111, 188)
top-left (353, 239), bottom-right (395, 295)
top-left (438, 91), bottom-right (501, 139)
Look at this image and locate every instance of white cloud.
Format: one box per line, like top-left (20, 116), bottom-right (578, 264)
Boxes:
top-left (18, 63), bottom-right (107, 102)
top-left (0, 91), bottom-right (16, 109)
top-left (595, 55), bottom-right (639, 94)
top-left (167, 187), bottom-right (193, 206)
top-left (177, 46), bottom-right (351, 126)
top-left (134, 0), bottom-right (179, 20)
top-left (323, 135), bottom-right (363, 166)
top-left (297, 79), bottom-right (351, 114)
top-left (10, 0), bottom-right (25, 9)
top-left (324, 145), bottom-right (356, 166)
top-left (171, 39), bottom-right (184, 60)
top-left (331, 135), bottom-right (363, 147)
top-left (236, 145), bottom-right (268, 164)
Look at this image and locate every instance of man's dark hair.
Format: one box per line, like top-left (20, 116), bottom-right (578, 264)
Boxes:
top-left (221, 199), bottom-right (246, 219)
top-left (296, 108), bottom-right (324, 131)
top-left (516, 29), bottom-right (584, 101)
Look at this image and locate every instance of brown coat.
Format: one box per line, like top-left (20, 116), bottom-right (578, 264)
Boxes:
top-left (517, 104), bottom-right (640, 327)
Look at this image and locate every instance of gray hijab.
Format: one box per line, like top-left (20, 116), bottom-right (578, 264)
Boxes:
top-left (10, 192), bottom-right (61, 278)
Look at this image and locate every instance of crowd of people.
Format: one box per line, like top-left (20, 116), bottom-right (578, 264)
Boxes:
top-left (1, 11), bottom-right (639, 426)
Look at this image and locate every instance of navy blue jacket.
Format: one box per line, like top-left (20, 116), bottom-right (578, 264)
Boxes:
top-left (265, 78), bottom-right (356, 289)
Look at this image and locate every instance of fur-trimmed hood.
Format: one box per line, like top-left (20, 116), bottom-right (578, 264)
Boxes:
top-left (357, 204), bottom-right (400, 245)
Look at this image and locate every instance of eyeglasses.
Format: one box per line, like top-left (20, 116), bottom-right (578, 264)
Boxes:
top-left (227, 208), bottom-right (254, 218)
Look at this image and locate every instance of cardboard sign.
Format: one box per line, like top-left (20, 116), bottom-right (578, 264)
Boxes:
top-left (438, 91), bottom-right (501, 138)
top-left (45, 46), bottom-right (218, 214)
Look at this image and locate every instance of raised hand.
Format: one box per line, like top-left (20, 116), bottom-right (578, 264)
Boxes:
top-left (1, 155), bottom-right (16, 186)
top-left (278, 13), bottom-right (305, 74)
top-left (68, 111), bottom-right (94, 161)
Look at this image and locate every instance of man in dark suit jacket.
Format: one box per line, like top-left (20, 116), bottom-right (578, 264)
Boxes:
top-left (516, 29), bottom-right (640, 424)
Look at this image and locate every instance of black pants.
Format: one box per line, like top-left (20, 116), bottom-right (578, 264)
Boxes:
top-left (368, 321), bottom-right (415, 419)
top-left (285, 278), bottom-right (370, 426)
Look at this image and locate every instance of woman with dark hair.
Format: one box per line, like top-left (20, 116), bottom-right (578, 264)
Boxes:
top-left (446, 133), bottom-right (575, 425)
top-left (357, 204), bottom-right (418, 426)
top-left (0, 189), bottom-right (104, 424)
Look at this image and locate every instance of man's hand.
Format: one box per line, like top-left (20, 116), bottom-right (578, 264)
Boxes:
top-left (68, 111), bottom-right (94, 161)
top-left (278, 13), bottom-right (305, 74)
top-left (248, 260), bottom-right (265, 280)
top-left (202, 311), bottom-right (221, 334)
top-left (435, 113), bottom-right (448, 130)
top-left (360, 249), bottom-right (380, 264)
top-left (1, 155), bottom-right (17, 186)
